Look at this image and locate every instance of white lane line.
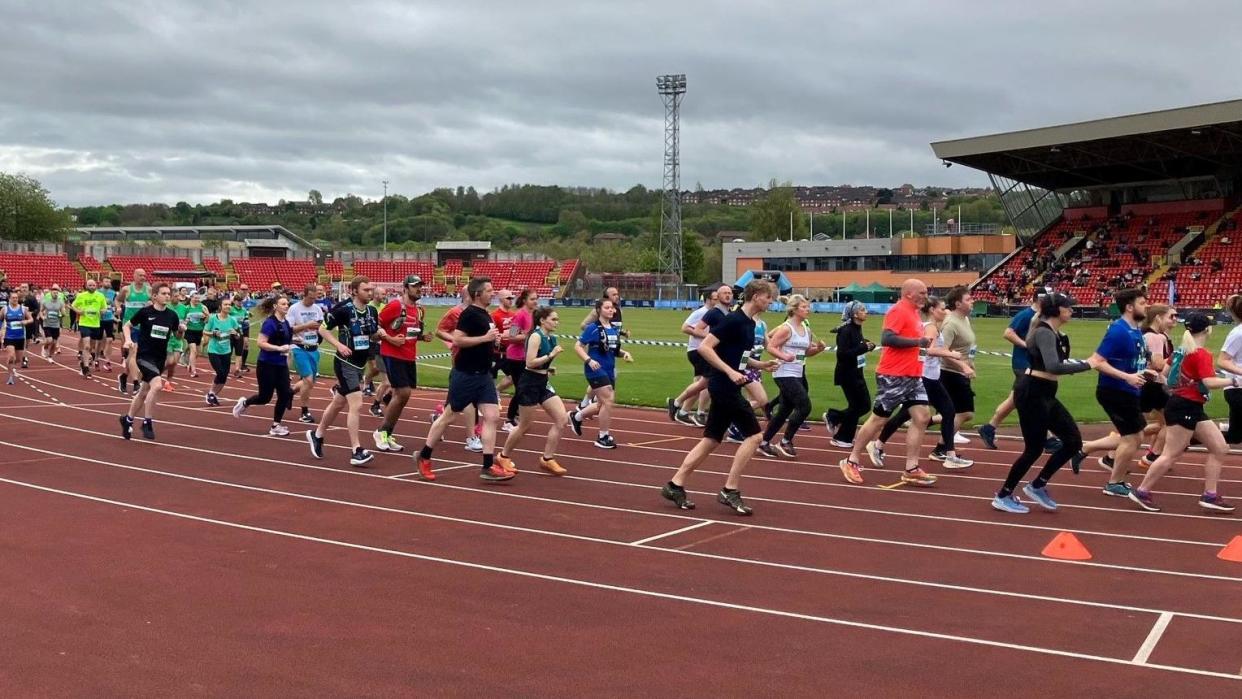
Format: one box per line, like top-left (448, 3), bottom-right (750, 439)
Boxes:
top-left (630, 520), bottom-right (714, 546)
top-left (1132, 612), bottom-right (1175, 664)
top-left (1, 475), bottom-right (1238, 682)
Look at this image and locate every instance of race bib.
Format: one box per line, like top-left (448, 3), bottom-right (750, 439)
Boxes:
top-left (352, 335), bottom-right (370, 350)
top-left (150, 325), bottom-right (170, 340)
top-left (405, 324), bottom-right (422, 338)
top-left (125, 301), bottom-right (144, 310)
top-left (187, 312), bottom-right (204, 324)
top-left (47, 310), bottom-right (60, 320)
top-left (919, 347), bottom-right (929, 361)
top-left (857, 354), bottom-right (867, 369)
top-left (607, 334), bottom-right (619, 350)
top-left (302, 331), bottom-right (320, 345)
top-left (968, 345), bottom-right (977, 360)
top-left (738, 356), bottom-right (749, 371)
top-left (794, 351), bottom-right (806, 365)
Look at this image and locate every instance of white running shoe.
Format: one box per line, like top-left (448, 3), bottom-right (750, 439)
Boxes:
top-left (502, 421), bottom-right (516, 433)
top-left (372, 429), bottom-right (392, 452)
top-left (232, 397), bottom-right (247, 418)
top-left (942, 455), bottom-right (974, 470)
top-left (953, 433), bottom-right (970, 445)
top-left (464, 435), bottom-right (483, 452)
top-left (268, 424), bottom-right (290, 437)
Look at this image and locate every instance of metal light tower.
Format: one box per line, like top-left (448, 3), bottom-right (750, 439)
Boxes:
top-left (657, 74), bottom-right (686, 292)
top-left (382, 179), bottom-right (389, 252)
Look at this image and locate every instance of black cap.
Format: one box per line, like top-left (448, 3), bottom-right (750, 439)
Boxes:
top-left (404, 274), bottom-right (423, 287)
top-left (1040, 292), bottom-right (1074, 314)
top-left (1184, 312), bottom-right (1215, 334)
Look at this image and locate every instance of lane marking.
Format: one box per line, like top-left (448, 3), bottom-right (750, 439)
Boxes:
top-left (630, 520), bottom-right (713, 546)
top-left (878, 481), bottom-right (908, 490)
top-left (628, 437), bottom-right (689, 447)
top-left (1132, 612), bottom-right (1175, 664)
top-left (674, 525), bottom-right (749, 551)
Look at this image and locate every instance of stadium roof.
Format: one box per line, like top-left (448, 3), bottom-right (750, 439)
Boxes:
top-left (931, 99), bottom-right (1242, 191)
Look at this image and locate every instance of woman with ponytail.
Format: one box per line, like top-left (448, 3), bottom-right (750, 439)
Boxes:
top-left (232, 294), bottom-right (296, 436)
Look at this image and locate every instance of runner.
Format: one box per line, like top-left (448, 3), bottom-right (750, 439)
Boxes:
top-left (577, 286), bottom-right (630, 411)
top-left (660, 279), bottom-right (778, 515)
top-left (99, 279), bottom-right (118, 372)
top-left (569, 298), bottom-right (633, 449)
top-left (977, 295), bottom-right (1064, 454)
top-left (362, 285), bottom-right (387, 400)
top-left (373, 275), bottom-right (430, 452)
top-left (183, 291), bottom-right (209, 379)
top-left (203, 297), bottom-right (241, 406)
top-left (20, 284), bottom-right (39, 369)
top-left (495, 306), bottom-right (569, 475)
top-left (39, 285), bottom-right (66, 362)
top-left (1113, 304), bottom-right (1176, 469)
top-left (161, 288), bottom-right (190, 392)
top-left (758, 295), bottom-right (825, 458)
top-left (837, 279), bottom-right (938, 487)
top-left (1071, 288), bottom-right (1151, 498)
top-left (287, 284), bottom-right (327, 425)
top-left (667, 290), bottom-right (719, 427)
top-left (430, 285), bottom-right (480, 450)
top-left (1217, 294), bottom-right (1242, 445)
top-left (232, 284), bottom-right (258, 376)
top-left (2, 292), bottom-right (33, 385)
top-left (415, 276), bottom-right (511, 482)
top-left (232, 294), bottom-right (296, 436)
top-left (825, 301), bottom-right (875, 448)
top-left (490, 288), bottom-right (521, 413)
top-left (71, 278), bottom-right (107, 378)
top-left (992, 292), bottom-right (1090, 513)
top-left (306, 276), bottom-right (379, 468)
top-left (938, 286), bottom-right (977, 447)
top-left (116, 269), bottom-right (152, 396)
top-left (1130, 312), bottom-right (1236, 513)
top-left (500, 289), bottom-right (538, 431)
top-left (118, 283), bottom-right (179, 440)
top-left (725, 305), bottom-right (775, 444)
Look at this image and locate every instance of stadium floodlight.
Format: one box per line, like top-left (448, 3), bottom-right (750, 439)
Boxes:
top-left (656, 74), bottom-right (687, 94)
top-left (382, 179), bottom-right (389, 253)
top-left (656, 74), bottom-right (687, 297)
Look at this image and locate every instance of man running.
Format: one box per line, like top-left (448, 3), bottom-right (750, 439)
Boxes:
top-left (72, 278), bottom-right (107, 377)
top-left (938, 285), bottom-right (977, 449)
top-left (837, 279), bottom-right (938, 487)
top-left (660, 279), bottom-right (778, 515)
top-left (373, 275), bottom-right (430, 452)
top-left (667, 290), bottom-right (719, 427)
top-left (306, 276), bottom-right (379, 467)
top-left (39, 285), bottom-right (66, 362)
top-left (287, 284), bottom-right (327, 424)
top-left (20, 284), bottom-right (40, 369)
top-left (99, 279), bottom-right (119, 372)
top-left (430, 285), bottom-right (480, 450)
top-left (119, 283), bottom-right (180, 440)
top-left (115, 269), bottom-right (152, 395)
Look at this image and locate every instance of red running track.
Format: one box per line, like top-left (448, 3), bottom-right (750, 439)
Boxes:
top-left (1, 343), bottom-right (1241, 695)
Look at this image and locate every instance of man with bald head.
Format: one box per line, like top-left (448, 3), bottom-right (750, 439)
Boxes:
top-left (116, 269), bottom-right (151, 395)
top-left (838, 279), bottom-right (938, 487)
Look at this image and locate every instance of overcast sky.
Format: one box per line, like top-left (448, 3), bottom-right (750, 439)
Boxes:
top-left (2, 1), bottom-right (1239, 206)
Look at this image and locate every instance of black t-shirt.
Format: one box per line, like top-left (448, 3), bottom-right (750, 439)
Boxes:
top-left (702, 307), bottom-right (726, 330)
top-left (707, 309), bottom-right (756, 393)
top-left (23, 295), bottom-right (39, 323)
top-left (325, 300), bottom-right (378, 355)
top-left (131, 305), bottom-right (181, 361)
top-left (454, 304), bottom-right (495, 374)
top-left (203, 298), bottom-right (221, 314)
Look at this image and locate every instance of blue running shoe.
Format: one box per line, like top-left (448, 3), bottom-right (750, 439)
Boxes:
top-left (1103, 481), bottom-right (1132, 498)
top-left (1022, 483), bottom-right (1058, 511)
top-left (726, 424), bottom-right (744, 443)
top-left (991, 494), bottom-right (1029, 514)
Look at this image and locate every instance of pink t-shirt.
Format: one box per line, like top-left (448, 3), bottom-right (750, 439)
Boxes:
top-left (505, 308), bottom-right (533, 361)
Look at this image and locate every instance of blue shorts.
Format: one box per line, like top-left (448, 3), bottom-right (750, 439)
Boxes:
top-left (292, 346), bottom-right (320, 378)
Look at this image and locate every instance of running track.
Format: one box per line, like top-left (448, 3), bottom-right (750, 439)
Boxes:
top-left (2, 338), bottom-right (1242, 696)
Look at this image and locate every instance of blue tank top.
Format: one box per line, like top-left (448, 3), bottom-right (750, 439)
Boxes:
top-left (102, 288), bottom-right (117, 321)
top-left (4, 305), bottom-right (26, 339)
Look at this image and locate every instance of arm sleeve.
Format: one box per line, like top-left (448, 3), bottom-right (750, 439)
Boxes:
top-left (835, 326), bottom-right (865, 359)
top-left (1033, 328), bottom-right (1090, 375)
top-left (881, 329), bottom-right (922, 348)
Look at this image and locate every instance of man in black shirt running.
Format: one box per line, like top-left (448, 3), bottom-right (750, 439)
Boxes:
top-left (661, 279), bottom-right (777, 515)
top-left (119, 283), bottom-right (180, 440)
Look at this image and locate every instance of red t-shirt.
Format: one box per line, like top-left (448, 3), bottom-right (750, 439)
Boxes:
top-left (876, 299), bottom-right (923, 377)
top-left (378, 299), bottom-right (424, 361)
top-left (1172, 347), bottom-right (1213, 403)
top-left (491, 307), bottom-right (519, 357)
top-left (438, 304), bottom-right (466, 359)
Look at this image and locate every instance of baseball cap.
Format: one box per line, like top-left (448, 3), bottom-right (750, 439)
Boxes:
top-left (1040, 292), bottom-right (1075, 314)
top-left (404, 274), bottom-right (423, 287)
top-left (1184, 312), bottom-right (1215, 334)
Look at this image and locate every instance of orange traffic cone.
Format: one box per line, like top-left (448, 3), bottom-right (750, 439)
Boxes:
top-left (1041, 532), bottom-right (1092, 561)
top-left (1217, 535), bottom-right (1242, 563)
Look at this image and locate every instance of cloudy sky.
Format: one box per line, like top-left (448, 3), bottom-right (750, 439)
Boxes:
top-left (1, 1), bottom-right (1239, 206)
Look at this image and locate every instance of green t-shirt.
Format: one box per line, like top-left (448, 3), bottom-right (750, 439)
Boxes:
top-left (204, 314), bottom-right (241, 355)
top-left (122, 283), bottom-right (151, 323)
top-left (185, 304), bottom-right (209, 331)
top-left (73, 290), bottom-right (107, 329)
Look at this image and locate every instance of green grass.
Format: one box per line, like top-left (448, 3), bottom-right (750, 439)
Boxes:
top-left (298, 308), bottom-right (1229, 426)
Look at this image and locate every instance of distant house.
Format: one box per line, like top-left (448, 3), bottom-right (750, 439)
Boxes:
top-left (715, 230), bottom-right (749, 243)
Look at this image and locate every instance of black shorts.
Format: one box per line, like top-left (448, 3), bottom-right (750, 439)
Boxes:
top-left (184, 329), bottom-right (203, 346)
top-left (515, 371), bottom-right (556, 406)
top-left (42, 327), bottom-right (60, 340)
top-left (382, 355), bottom-right (418, 389)
top-left (136, 356), bottom-right (163, 382)
top-left (101, 320), bottom-right (115, 338)
top-left (940, 370), bottom-right (975, 413)
top-left (1140, 380), bottom-right (1169, 413)
top-left (1096, 386), bottom-right (1146, 436)
top-left (497, 357), bottom-right (524, 380)
top-left (446, 369), bottom-right (499, 412)
top-left (688, 350), bottom-right (711, 377)
top-left (3, 338), bottom-right (26, 352)
top-left (1163, 395), bottom-right (1209, 431)
top-left (703, 383), bottom-right (761, 443)
top-left (587, 373), bottom-right (616, 390)
top-left (232, 334), bottom-right (246, 357)
top-left (80, 326), bottom-right (103, 341)
top-left (333, 357), bottom-right (366, 395)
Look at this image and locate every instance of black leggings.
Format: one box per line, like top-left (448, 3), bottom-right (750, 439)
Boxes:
top-left (880, 377), bottom-right (954, 448)
top-left (999, 375), bottom-right (1082, 497)
top-left (209, 352), bottom-right (232, 386)
top-left (764, 376), bottom-right (811, 443)
top-left (507, 362), bottom-right (525, 424)
top-left (830, 379), bottom-right (871, 443)
top-left (1225, 388), bottom-right (1242, 444)
top-left (244, 360), bottom-right (293, 423)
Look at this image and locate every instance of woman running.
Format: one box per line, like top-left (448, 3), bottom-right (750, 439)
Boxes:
top-left (992, 293), bottom-right (1091, 514)
top-left (204, 297), bottom-right (241, 406)
top-left (3, 292), bottom-right (33, 385)
top-left (183, 292), bottom-right (209, 378)
top-left (496, 306), bottom-right (570, 475)
top-left (1129, 313), bottom-right (1236, 513)
top-left (569, 298), bottom-right (632, 449)
top-left (233, 294), bottom-right (295, 436)
top-left (758, 295), bottom-right (825, 458)
top-left (825, 301), bottom-right (874, 448)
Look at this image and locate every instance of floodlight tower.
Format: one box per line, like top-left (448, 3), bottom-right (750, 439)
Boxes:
top-left (657, 74), bottom-right (686, 290)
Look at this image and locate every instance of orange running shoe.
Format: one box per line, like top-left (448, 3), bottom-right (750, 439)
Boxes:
top-left (901, 467), bottom-right (937, 487)
top-left (162, 381), bottom-right (176, 393)
top-left (495, 453), bottom-right (517, 475)
top-left (539, 457), bottom-right (566, 475)
top-left (416, 457), bottom-right (436, 482)
top-left (839, 458), bottom-right (864, 484)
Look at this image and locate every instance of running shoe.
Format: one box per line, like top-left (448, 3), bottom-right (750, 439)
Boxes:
top-left (774, 440), bottom-right (798, 459)
top-left (350, 448), bottom-right (375, 467)
top-left (1128, 488), bottom-right (1160, 512)
top-left (1044, 436), bottom-right (1064, 454)
top-left (674, 410), bottom-right (696, 426)
top-left (269, 424), bottom-right (290, 437)
top-left (1199, 493), bottom-right (1235, 513)
top-left (1103, 481), bottom-right (1133, 498)
top-left (429, 404), bottom-right (444, 421)
top-left (131, 383), bottom-right (140, 397)
top-left (666, 397), bottom-right (678, 422)
top-left (757, 442), bottom-right (779, 458)
top-left (306, 430), bottom-right (324, 459)
top-left (569, 411), bottom-right (584, 436)
top-left (798, 422), bottom-right (811, 432)
top-left (594, 434), bottom-right (617, 449)
top-left (690, 413), bottom-right (708, 428)
top-left (362, 382), bottom-right (375, 397)
top-left (416, 456), bottom-right (435, 481)
top-left (1022, 483), bottom-right (1058, 511)
top-left (206, 392), bottom-right (220, 407)
top-left (5, 373), bottom-right (14, 386)
top-left (829, 439), bottom-right (854, 449)
top-left (901, 468), bottom-right (937, 487)
top-left (929, 446), bottom-right (949, 461)
top-left (538, 457), bottom-right (566, 475)
top-left (479, 464), bottom-right (515, 482)
top-left (372, 430), bottom-right (393, 452)
top-left (117, 374), bottom-right (127, 395)
top-left (161, 381), bottom-right (175, 393)
top-left (501, 420), bottom-right (516, 433)
top-left (661, 482), bottom-right (695, 510)
top-left (953, 433), bottom-right (970, 445)
top-left (839, 458), bottom-right (864, 484)
top-left (1139, 451), bottom-right (1158, 469)
top-left (44, 353), bottom-right (53, 364)
top-left (103, 361), bottom-right (112, 373)
top-left (978, 423), bottom-right (998, 449)
top-left (1098, 454), bottom-right (1116, 472)
top-left (717, 488), bottom-right (753, 516)
top-left (464, 436), bottom-right (483, 452)
top-left (119, 415), bottom-right (133, 440)
top-left (385, 435), bottom-right (404, 452)
top-left (991, 494), bottom-right (1029, 514)
top-left (21, 356), bottom-right (27, 369)
top-left (232, 396), bottom-right (247, 418)
top-left (80, 362), bottom-right (90, 378)
top-left (866, 440), bottom-right (885, 468)
top-left (369, 402), bottom-right (383, 418)
top-left (725, 425), bottom-right (744, 444)
top-left (141, 419), bottom-right (155, 440)
top-left (1070, 451), bottom-right (1087, 475)
top-left (299, 411), bottom-right (315, 424)
top-left (495, 453), bottom-right (517, 475)
top-left (942, 455), bottom-right (974, 470)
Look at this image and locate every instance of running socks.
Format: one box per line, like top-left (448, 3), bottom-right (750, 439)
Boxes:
top-left (482, 453), bottom-right (494, 471)
top-left (419, 445), bottom-right (434, 460)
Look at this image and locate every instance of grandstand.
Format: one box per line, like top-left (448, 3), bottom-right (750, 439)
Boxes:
top-left (0, 253), bottom-right (83, 289)
top-left (933, 98), bottom-right (1242, 311)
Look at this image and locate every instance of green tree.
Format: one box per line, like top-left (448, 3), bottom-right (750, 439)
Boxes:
top-left (682, 233), bottom-right (706, 284)
top-left (0, 172), bottom-right (72, 241)
top-left (748, 179), bottom-right (806, 240)
top-left (308, 189), bottom-right (323, 206)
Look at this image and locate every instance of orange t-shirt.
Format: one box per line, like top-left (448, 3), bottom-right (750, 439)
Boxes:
top-left (876, 299), bottom-right (923, 377)
top-left (491, 307), bottom-right (519, 356)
